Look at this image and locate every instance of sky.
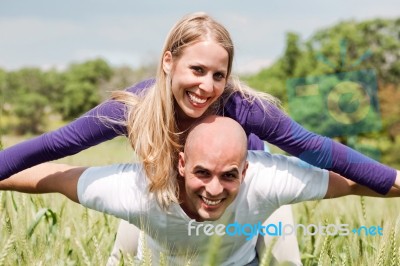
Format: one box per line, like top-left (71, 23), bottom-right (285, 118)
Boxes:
top-left (1, 1), bottom-right (399, 74)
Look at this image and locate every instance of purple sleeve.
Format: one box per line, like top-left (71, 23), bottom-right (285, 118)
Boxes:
top-left (0, 79), bottom-right (154, 180)
top-left (223, 92), bottom-right (396, 194)
top-left (247, 134), bottom-right (265, 151)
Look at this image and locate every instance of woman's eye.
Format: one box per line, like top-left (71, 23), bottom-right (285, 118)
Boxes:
top-left (191, 66), bottom-right (203, 74)
top-left (214, 72), bottom-right (225, 81)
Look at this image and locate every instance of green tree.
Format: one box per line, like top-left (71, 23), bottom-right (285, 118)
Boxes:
top-left (99, 63), bottom-right (156, 100)
top-left (14, 92), bottom-right (49, 134)
top-left (244, 32), bottom-right (303, 104)
top-left (282, 32), bottom-right (301, 77)
top-left (245, 17), bottom-right (400, 164)
top-left (4, 68), bottom-right (51, 134)
top-left (43, 69), bottom-right (66, 114)
top-left (62, 58), bottom-right (113, 120)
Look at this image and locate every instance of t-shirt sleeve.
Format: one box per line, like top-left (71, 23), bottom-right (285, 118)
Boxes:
top-left (0, 79), bottom-right (155, 181)
top-left (223, 92), bottom-right (396, 194)
top-left (77, 164), bottom-right (146, 221)
top-left (276, 155), bottom-right (329, 205)
top-left (248, 152), bottom-right (329, 206)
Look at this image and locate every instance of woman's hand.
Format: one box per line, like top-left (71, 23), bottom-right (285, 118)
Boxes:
top-left (394, 170), bottom-right (400, 190)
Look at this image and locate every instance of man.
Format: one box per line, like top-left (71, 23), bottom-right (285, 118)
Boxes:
top-left (1, 115), bottom-right (398, 265)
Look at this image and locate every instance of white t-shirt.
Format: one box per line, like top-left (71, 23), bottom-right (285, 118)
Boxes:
top-left (77, 151), bottom-right (328, 265)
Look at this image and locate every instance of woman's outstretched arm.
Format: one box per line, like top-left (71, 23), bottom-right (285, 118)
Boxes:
top-left (0, 79), bottom-right (154, 181)
top-left (224, 91), bottom-right (398, 194)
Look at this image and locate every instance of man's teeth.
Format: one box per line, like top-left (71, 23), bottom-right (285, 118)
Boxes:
top-left (188, 92), bottom-right (207, 104)
top-left (202, 197), bottom-right (222, 206)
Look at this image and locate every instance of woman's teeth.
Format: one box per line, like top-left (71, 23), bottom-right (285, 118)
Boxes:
top-left (202, 196), bottom-right (222, 206)
top-left (188, 92), bottom-right (207, 104)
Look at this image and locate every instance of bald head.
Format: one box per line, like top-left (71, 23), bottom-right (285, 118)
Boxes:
top-left (178, 115), bottom-right (249, 221)
top-left (184, 116), bottom-right (248, 163)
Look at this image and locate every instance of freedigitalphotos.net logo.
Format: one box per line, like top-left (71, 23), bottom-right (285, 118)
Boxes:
top-left (287, 40), bottom-right (382, 161)
top-left (187, 220), bottom-right (383, 241)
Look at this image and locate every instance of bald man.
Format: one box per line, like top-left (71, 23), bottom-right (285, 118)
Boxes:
top-left (2, 115), bottom-right (399, 265)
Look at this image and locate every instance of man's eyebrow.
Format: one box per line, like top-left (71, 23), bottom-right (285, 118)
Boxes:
top-left (193, 165), bottom-right (209, 171)
top-left (192, 166), bottom-right (239, 174)
top-left (223, 168), bottom-right (239, 175)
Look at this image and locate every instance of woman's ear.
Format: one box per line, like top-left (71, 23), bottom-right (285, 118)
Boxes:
top-left (163, 51), bottom-right (173, 74)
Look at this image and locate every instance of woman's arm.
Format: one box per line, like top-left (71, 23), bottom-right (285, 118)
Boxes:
top-left (0, 79), bottom-right (155, 180)
top-left (224, 92), bottom-right (397, 194)
top-left (325, 171), bottom-right (400, 198)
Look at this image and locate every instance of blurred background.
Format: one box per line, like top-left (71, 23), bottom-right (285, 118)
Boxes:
top-left (1, 2), bottom-right (400, 265)
top-left (1, 0), bottom-right (400, 166)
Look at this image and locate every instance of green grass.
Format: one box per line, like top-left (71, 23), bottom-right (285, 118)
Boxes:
top-left (0, 136), bottom-right (133, 265)
top-left (292, 197), bottom-right (400, 265)
top-left (1, 136), bottom-right (400, 265)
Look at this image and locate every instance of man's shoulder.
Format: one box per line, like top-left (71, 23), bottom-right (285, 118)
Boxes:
top-left (86, 163), bottom-right (143, 176)
top-left (246, 151), bottom-right (325, 182)
top-left (81, 163), bottom-right (148, 189)
top-left (244, 151), bottom-right (328, 203)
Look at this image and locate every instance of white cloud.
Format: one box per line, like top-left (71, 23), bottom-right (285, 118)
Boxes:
top-left (0, 17), bottom-right (84, 44)
top-left (72, 49), bottom-right (142, 67)
top-left (0, 1), bottom-right (398, 70)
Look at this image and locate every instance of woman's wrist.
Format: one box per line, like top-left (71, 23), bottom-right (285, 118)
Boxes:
top-left (393, 170), bottom-right (400, 190)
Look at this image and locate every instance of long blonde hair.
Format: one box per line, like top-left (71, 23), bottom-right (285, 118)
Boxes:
top-left (112, 12), bottom-right (279, 209)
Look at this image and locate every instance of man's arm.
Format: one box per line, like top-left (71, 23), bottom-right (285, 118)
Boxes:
top-left (0, 163), bottom-right (87, 203)
top-left (324, 171), bottom-right (400, 199)
top-left (1, 163), bottom-right (141, 222)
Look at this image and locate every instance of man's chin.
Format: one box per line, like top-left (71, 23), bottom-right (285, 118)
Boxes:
top-left (199, 211), bottom-right (223, 221)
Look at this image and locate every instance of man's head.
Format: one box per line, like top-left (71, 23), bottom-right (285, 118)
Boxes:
top-left (178, 115), bottom-right (248, 221)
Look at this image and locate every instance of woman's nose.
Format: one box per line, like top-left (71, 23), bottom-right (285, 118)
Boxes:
top-left (198, 75), bottom-right (214, 93)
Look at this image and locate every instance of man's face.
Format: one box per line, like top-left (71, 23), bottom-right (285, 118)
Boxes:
top-left (178, 146), bottom-right (248, 222)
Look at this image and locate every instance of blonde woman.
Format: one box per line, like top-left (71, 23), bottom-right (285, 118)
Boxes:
top-left (1, 12), bottom-right (398, 264)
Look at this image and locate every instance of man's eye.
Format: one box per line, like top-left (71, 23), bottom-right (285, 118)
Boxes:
top-left (223, 173), bottom-right (237, 180)
top-left (196, 170), bottom-right (209, 176)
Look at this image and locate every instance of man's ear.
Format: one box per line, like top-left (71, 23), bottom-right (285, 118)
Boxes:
top-left (241, 161), bottom-right (249, 182)
top-left (163, 51), bottom-right (173, 74)
top-left (178, 152), bottom-right (185, 177)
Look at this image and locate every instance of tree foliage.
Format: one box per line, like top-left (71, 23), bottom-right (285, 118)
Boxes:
top-left (1, 58), bottom-right (156, 135)
top-left (4, 68), bottom-right (51, 134)
top-left (246, 18), bottom-right (400, 99)
top-left (245, 17), bottom-right (400, 166)
top-left (61, 58), bottom-right (113, 120)
top-left (2, 16), bottom-right (399, 169)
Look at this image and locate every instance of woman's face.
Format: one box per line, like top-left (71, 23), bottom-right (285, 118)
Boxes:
top-left (163, 41), bottom-right (229, 120)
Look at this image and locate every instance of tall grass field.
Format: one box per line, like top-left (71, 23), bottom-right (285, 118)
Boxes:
top-left (1, 136), bottom-right (399, 265)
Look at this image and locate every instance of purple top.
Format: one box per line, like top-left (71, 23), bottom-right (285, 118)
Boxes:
top-left (0, 79), bottom-right (396, 194)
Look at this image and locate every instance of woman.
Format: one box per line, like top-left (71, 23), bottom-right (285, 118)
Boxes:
top-left (0, 12), bottom-right (398, 263)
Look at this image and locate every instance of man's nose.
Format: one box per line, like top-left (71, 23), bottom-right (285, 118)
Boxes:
top-left (205, 177), bottom-right (223, 196)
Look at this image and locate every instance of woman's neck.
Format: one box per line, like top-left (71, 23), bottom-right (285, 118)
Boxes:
top-left (174, 100), bottom-right (220, 144)
top-left (174, 102), bottom-right (199, 132)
